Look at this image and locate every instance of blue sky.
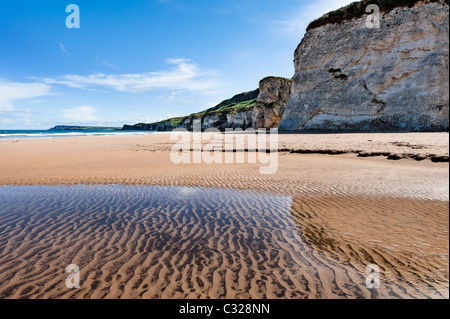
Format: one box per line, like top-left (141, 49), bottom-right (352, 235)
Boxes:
top-left (0, 0), bottom-right (353, 129)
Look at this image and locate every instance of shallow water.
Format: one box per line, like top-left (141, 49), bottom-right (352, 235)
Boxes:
top-left (0, 185), bottom-right (448, 299)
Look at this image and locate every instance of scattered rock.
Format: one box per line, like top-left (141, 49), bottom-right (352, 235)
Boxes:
top-left (431, 156), bottom-right (450, 163)
top-left (357, 152), bottom-right (371, 157)
top-left (387, 154), bottom-right (403, 161)
top-left (409, 154), bottom-right (427, 161)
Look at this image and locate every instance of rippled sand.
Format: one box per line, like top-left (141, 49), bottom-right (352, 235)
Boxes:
top-left (0, 135), bottom-right (448, 299)
top-left (0, 185), bottom-right (447, 299)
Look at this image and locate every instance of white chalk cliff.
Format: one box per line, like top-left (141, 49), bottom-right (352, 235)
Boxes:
top-left (280, 0), bottom-right (449, 132)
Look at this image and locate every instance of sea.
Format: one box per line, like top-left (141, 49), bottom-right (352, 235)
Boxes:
top-left (0, 129), bottom-right (156, 141)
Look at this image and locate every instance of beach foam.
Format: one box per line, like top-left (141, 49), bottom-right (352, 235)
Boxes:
top-left (0, 130), bottom-right (158, 141)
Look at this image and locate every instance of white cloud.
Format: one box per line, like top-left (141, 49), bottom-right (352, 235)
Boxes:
top-left (166, 58), bottom-right (190, 65)
top-left (165, 92), bottom-right (178, 102)
top-left (0, 104), bottom-right (14, 113)
top-left (274, 0), bottom-right (355, 38)
top-left (0, 108), bottom-right (42, 128)
top-left (158, 113), bottom-right (182, 121)
top-left (19, 108), bottom-right (33, 123)
top-left (58, 42), bottom-right (70, 56)
top-left (63, 106), bottom-right (97, 122)
top-left (101, 60), bottom-right (120, 70)
top-left (44, 58), bottom-right (220, 94)
top-left (0, 80), bottom-right (51, 113)
top-left (1, 118), bottom-right (14, 124)
top-left (94, 56), bottom-right (120, 70)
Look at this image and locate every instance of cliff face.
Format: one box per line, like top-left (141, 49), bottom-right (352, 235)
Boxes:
top-left (185, 110), bottom-right (254, 131)
top-left (123, 90), bottom-right (259, 131)
top-left (253, 77), bottom-right (292, 129)
top-left (280, 1), bottom-right (449, 132)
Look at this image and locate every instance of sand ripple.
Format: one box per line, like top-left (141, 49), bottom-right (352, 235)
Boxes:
top-left (0, 185), bottom-right (447, 299)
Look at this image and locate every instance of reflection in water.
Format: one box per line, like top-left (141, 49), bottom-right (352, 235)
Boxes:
top-left (0, 185), bottom-right (447, 299)
top-left (289, 196), bottom-right (449, 299)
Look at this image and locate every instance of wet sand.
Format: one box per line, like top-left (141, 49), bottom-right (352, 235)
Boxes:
top-left (0, 133), bottom-right (448, 299)
top-left (0, 133), bottom-right (448, 199)
top-left (0, 185), bottom-right (447, 299)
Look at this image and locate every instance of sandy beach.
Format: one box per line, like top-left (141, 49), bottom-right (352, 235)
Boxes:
top-left (0, 132), bottom-right (448, 193)
top-left (0, 133), bottom-right (448, 299)
top-left (1, 0), bottom-right (448, 304)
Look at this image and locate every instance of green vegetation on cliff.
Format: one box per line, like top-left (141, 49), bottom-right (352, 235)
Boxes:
top-left (307, 0), bottom-right (449, 31)
top-left (124, 89), bottom-right (259, 130)
top-left (170, 89), bottom-right (259, 125)
top-left (188, 98), bottom-right (257, 119)
top-left (166, 98), bottom-right (257, 126)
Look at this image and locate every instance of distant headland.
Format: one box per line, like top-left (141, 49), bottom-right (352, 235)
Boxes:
top-left (50, 126), bottom-right (122, 131)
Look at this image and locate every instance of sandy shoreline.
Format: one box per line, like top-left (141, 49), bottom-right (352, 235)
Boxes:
top-left (0, 133), bottom-right (448, 199)
top-left (0, 133), bottom-right (448, 299)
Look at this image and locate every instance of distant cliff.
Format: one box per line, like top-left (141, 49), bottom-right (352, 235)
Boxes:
top-left (50, 126), bottom-right (121, 131)
top-left (279, 0), bottom-right (449, 132)
top-left (123, 76), bottom-right (293, 132)
top-left (123, 89), bottom-right (259, 131)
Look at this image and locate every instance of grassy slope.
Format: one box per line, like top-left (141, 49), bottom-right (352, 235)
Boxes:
top-left (170, 99), bottom-right (257, 125)
top-left (162, 89), bottom-right (259, 126)
top-left (307, 0), bottom-right (449, 31)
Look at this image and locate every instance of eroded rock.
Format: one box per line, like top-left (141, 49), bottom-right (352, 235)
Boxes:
top-left (253, 77), bottom-right (292, 129)
top-left (280, 1), bottom-right (449, 132)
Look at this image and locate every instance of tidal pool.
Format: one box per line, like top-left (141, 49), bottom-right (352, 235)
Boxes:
top-left (0, 185), bottom-right (447, 299)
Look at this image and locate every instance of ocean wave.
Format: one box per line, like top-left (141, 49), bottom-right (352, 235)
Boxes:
top-left (0, 131), bottom-right (158, 140)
